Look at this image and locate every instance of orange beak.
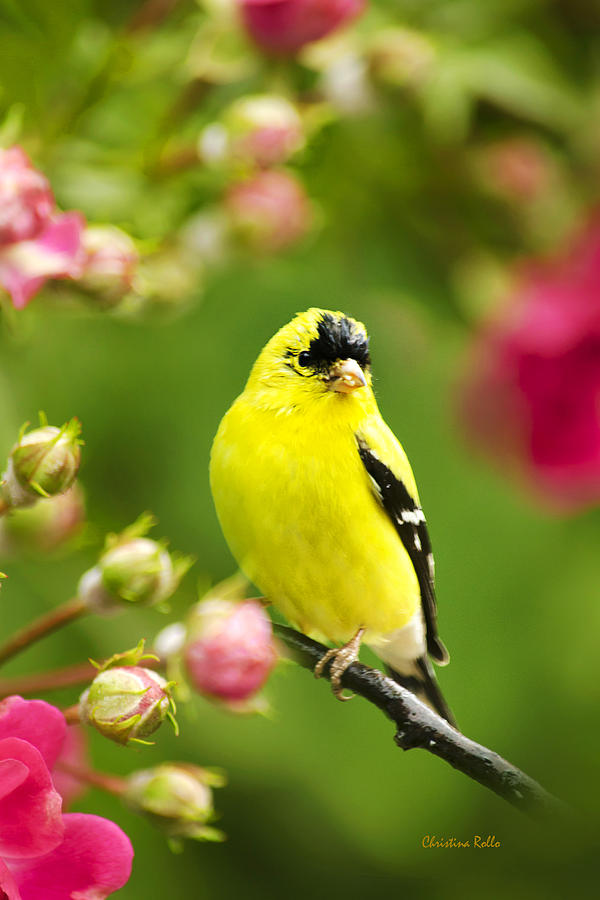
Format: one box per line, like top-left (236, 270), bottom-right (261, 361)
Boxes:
top-left (327, 358), bottom-right (367, 393)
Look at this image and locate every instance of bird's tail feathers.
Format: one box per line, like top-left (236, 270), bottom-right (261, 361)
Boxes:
top-left (386, 655), bottom-right (456, 728)
top-left (427, 634), bottom-right (450, 666)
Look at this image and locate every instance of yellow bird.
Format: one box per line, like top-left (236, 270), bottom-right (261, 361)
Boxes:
top-left (210, 308), bottom-right (454, 723)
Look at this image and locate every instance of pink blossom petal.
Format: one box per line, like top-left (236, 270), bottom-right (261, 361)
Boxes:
top-left (0, 858), bottom-right (22, 900)
top-left (0, 146), bottom-right (55, 247)
top-left (10, 813), bottom-right (133, 900)
top-left (0, 697), bottom-right (66, 770)
top-left (0, 738), bottom-right (64, 859)
top-left (34, 213), bottom-right (85, 273)
top-left (0, 212), bottom-right (85, 309)
top-left (51, 726), bottom-right (88, 810)
top-left (0, 759), bottom-right (29, 800)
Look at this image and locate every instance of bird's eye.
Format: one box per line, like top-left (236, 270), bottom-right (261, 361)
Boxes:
top-left (297, 351), bottom-right (312, 367)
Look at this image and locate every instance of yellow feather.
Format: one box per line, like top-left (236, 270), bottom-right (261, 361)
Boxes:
top-left (210, 308), bottom-right (424, 645)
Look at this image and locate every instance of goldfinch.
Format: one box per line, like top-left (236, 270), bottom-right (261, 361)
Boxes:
top-left (210, 308), bottom-right (454, 724)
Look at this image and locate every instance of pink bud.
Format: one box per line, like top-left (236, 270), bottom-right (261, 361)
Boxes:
top-left (240, 0), bottom-right (365, 55)
top-left (200, 95), bottom-right (305, 170)
top-left (78, 225), bottom-right (138, 298)
top-left (184, 599), bottom-right (277, 702)
top-left (0, 147), bottom-right (55, 246)
top-left (225, 170), bottom-right (312, 252)
top-left (79, 666), bottom-right (175, 745)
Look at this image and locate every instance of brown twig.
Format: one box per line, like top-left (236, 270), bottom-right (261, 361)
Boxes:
top-left (62, 703), bottom-right (81, 725)
top-left (0, 654), bottom-right (163, 698)
top-left (0, 597), bottom-right (88, 668)
top-left (55, 760), bottom-right (127, 796)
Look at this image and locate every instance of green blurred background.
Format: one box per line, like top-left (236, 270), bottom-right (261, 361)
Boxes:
top-left (1, 0), bottom-right (599, 897)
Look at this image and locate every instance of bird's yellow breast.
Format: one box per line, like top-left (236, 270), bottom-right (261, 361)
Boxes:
top-left (210, 388), bottom-right (421, 644)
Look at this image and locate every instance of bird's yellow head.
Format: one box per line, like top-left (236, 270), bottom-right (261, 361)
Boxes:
top-left (246, 308), bottom-right (373, 410)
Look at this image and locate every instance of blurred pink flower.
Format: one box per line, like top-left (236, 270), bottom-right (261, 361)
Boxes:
top-left (226, 169), bottom-right (312, 252)
top-left (0, 212), bottom-right (84, 309)
top-left (0, 148), bottom-right (54, 246)
top-left (0, 147), bottom-right (85, 309)
top-left (0, 695), bottom-right (133, 899)
top-left (184, 599), bottom-right (277, 702)
top-left (240, 0), bottom-right (365, 54)
top-left (460, 214), bottom-right (600, 511)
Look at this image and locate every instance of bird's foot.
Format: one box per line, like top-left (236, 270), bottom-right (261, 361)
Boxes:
top-left (314, 628), bottom-right (365, 701)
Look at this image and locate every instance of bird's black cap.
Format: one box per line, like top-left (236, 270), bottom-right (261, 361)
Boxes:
top-left (304, 313), bottom-right (370, 370)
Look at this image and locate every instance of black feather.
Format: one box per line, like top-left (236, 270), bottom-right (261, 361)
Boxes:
top-left (300, 313), bottom-right (371, 371)
top-left (386, 659), bottom-right (457, 727)
top-left (356, 438), bottom-right (449, 665)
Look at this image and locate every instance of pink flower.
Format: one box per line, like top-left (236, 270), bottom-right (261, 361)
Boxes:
top-left (459, 214), bottom-right (600, 511)
top-left (0, 148), bottom-right (54, 246)
top-left (0, 696), bottom-right (133, 899)
top-left (240, 0), bottom-right (365, 54)
top-left (184, 599), bottom-right (278, 702)
top-left (0, 212), bottom-right (84, 309)
top-left (51, 726), bottom-right (88, 810)
top-left (226, 169), bottom-right (312, 252)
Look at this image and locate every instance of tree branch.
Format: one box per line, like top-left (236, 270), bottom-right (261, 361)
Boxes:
top-left (0, 598), bottom-right (87, 668)
top-left (274, 624), bottom-right (566, 821)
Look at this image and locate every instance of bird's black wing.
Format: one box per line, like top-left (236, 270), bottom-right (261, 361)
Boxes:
top-left (356, 437), bottom-right (449, 665)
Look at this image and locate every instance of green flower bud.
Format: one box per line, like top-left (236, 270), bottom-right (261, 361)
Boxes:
top-left (2, 418), bottom-right (82, 509)
top-left (79, 666), bottom-right (175, 746)
top-left (124, 763), bottom-right (225, 844)
top-left (77, 514), bottom-right (193, 614)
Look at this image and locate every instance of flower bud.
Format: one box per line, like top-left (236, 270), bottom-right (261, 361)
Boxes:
top-left (124, 763), bottom-right (224, 842)
top-left (199, 95), bottom-right (304, 170)
top-left (225, 170), bottom-right (312, 253)
top-left (240, 0), bottom-right (365, 55)
top-left (0, 484), bottom-right (85, 555)
top-left (184, 598), bottom-right (277, 703)
top-left (2, 418), bottom-right (82, 509)
top-left (79, 666), bottom-right (175, 746)
top-left (0, 146), bottom-right (54, 246)
top-left (77, 514), bottom-right (192, 614)
top-left (77, 225), bottom-right (138, 300)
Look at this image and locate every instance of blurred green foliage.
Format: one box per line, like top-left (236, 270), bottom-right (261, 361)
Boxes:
top-left (1, 0), bottom-right (600, 898)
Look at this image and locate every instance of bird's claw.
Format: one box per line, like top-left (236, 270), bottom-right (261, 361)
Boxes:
top-left (313, 627), bottom-right (365, 701)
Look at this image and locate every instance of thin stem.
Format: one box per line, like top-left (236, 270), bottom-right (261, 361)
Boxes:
top-left (275, 624), bottom-right (567, 821)
top-left (62, 704), bottom-right (81, 725)
top-left (0, 660), bottom-right (96, 697)
top-left (0, 655), bottom-right (163, 698)
top-left (54, 760), bottom-right (127, 796)
top-left (0, 597), bottom-right (88, 668)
